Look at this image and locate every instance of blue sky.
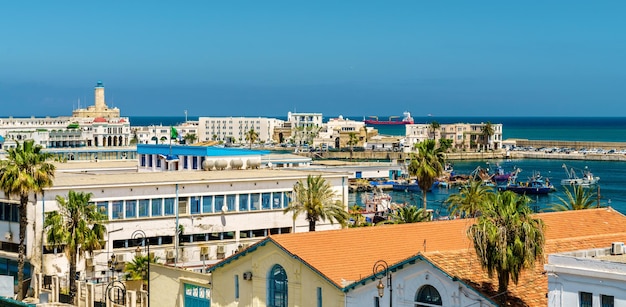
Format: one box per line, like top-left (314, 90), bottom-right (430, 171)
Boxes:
top-left (1, 1), bottom-right (625, 117)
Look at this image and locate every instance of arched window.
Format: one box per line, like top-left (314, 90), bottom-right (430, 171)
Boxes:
top-left (415, 284), bottom-right (442, 306)
top-left (267, 264), bottom-right (288, 307)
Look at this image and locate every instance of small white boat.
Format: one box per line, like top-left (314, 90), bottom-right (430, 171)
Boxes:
top-left (561, 164), bottom-right (600, 187)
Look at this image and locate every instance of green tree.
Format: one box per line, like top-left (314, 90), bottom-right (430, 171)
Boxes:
top-left (548, 185), bottom-right (599, 211)
top-left (347, 132), bottom-right (359, 158)
top-left (125, 254), bottom-right (159, 288)
top-left (481, 122), bottom-right (495, 151)
top-left (429, 121), bottom-right (441, 140)
top-left (283, 175), bottom-right (348, 231)
top-left (446, 179), bottom-right (493, 218)
top-left (44, 191), bottom-right (106, 301)
top-left (159, 136), bottom-right (167, 144)
top-left (244, 129), bottom-right (259, 149)
top-left (385, 205), bottom-right (429, 224)
top-left (0, 140), bottom-right (56, 300)
top-left (348, 204), bottom-right (367, 227)
top-left (408, 140), bottom-right (445, 211)
top-left (183, 133), bottom-right (198, 145)
top-left (467, 190), bottom-right (545, 304)
top-left (439, 138), bottom-right (453, 152)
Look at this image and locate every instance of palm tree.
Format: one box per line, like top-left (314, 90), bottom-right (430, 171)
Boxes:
top-left (481, 122), bottom-right (495, 151)
top-left (429, 121), bottom-right (441, 140)
top-left (283, 175), bottom-right (349, 231)
top-left (407, 140), bottom-right (445, 211)
top-left (347, 132), bottom-right (359, 159)
top-left (548, 185), bottom-right (599, 211)
top-left (0, 140), bottom-right (55, 300)
top-left (245, 129), bottom-right (259, 149)
top-left (44, 191), bottom-right (107, 302)
top-left (446, 179), bottom-right (493, 218)
top-left (385, 205), bottom-right (429, 224)
top-left (348, 204), bottom-right (367, 227)
top-left (183, 133), bottom-right (198, 145)
top-left (467, 190), bottom-right (545, 304)
top-left (125, 254), bottom-right (159, 288)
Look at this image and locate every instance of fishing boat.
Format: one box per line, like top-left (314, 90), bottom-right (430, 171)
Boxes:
top-left (504, 171), bottom-right (556, 195)
top-left (364, 111), bottom-right (414, 125)
top-left (561, 164), bottom-right (600, 187)
top-left (360, 189), bottom-right (397, 223)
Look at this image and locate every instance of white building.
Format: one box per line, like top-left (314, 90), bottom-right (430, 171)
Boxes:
top-left (197, 117), bottom-right (284, 145)
top-left (0, 150), bottom-right (348, 289)
top-left (405, 122), bottom-right (503, 151)
top-left (287, 112), bottom-right (323, 146)
top-left (0, 81), bottom-right (131, 150)
top-left (133, 121), bottom-right (199, 145)
top-left (545, 242), bottom-right (626, 307)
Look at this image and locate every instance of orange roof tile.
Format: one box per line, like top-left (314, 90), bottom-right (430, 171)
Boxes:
top-left (269, 207), bottom-right (626, 306)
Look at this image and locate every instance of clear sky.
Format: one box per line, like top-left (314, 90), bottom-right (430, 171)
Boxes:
top-left (1, 1), bottom-right (625, 117)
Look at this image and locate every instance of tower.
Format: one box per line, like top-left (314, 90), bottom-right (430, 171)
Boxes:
top-left (94, 81), bottom-right (105, 112)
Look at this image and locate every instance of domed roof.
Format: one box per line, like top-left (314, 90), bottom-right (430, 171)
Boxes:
top-left (119, 118), bottom-right (126, 123)
top-left (93, 117), bottom-right (107, 123)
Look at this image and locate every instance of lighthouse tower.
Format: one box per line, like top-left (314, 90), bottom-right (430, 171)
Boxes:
top-left (72, 81), bottom-right (120, 118)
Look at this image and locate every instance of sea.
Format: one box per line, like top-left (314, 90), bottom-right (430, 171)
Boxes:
top-left (129, 115), bottom-right (626, 217)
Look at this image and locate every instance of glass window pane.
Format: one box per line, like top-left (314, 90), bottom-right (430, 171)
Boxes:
top-left (125, 200), bottom-right (137, 219)
top-left (164, 198), bottom-right (175, 216)
top-left (138, 199), bottom-right (149, 217)
top-left (262, 193), bottom-right (271, 210)
top-left (601, 294), bottom-right (614, 307)
top-left (202, 196), bottom-right (213, 213)
top-left (97, 202), bottom-right (108, 218)
top-left (215, 196), bottom-right (225, 212)
top-left (250, 194), bottom-right (260, 211)
top-left (111, 200), bottom-right (124, 220)
top-left (151, 199), bottom-right (162, 216)
top-left (227, 195), bottom-right (236, 212)
top-left (190, 197), bottom-right (201, 214)
top-left (272, 193), bottom-right (281, 209)
top-left (239, 194), bottom-right (249, 211)
top-left (580, 292), bottom-right (592, 307)
top-left (283, 193), bottom-right (291, 209)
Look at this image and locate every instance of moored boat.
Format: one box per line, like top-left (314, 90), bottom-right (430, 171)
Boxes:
top-left (561, 164), bottom-right (600, 187)
top-left (504, 171), bottom-right (556, 195)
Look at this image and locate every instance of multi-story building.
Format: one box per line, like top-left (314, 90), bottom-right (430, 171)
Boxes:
top-left (0, 145), bottom-right (347, 290)
top-left (314, 115), bottom-right (375, 149)
top-left (133, 121), bottom-right (199, 145)
top-left (197, 117), bottom-right (284, 145)
top-left (0, 81), bottom-right (131, 150)
top-left (287, 112), bottom-right (323, 146)
top-left (405, 122), bottom-right (503, 151)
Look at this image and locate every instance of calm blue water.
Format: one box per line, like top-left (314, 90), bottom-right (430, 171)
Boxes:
top-left (130, 116), bottom-right (626, 216)
top-left (350, 159), bottom-right (626, 218)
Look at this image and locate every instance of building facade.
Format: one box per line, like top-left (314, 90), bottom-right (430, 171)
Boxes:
top-left (405, 122), bottom-right (503, 151)
top-left (197, 117), bottom-right (284, 145)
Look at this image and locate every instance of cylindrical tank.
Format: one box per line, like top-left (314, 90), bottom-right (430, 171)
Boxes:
top-left (215, 159), bottom-right (228, 170)
top-left (202, 159), bottom-right (214, 171)
top-left (247, 158), bottom-right (261, 169)
top-left (230, 159), bottom-right (243, 170)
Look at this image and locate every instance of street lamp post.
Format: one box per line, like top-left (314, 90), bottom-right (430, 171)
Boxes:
top-left (132, 230), bottom-right (150, 307)
top-left (373, 260), bottom-right (392, 307)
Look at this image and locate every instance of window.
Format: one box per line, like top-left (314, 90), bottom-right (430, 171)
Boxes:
top-left (164, 198), bottom-right (175, 216)
top-left (601, 295), bottom-right (614, 307)
top-left (579, 292), bottom-right (592, 307)
top-left (250, 194), bottom-right (260, 210)
top-left (235, 275), bottom-right (240, 300)
top-left (202, 196), bottom-right (213, 213)
top-left (97, 202), bottom-right (108, 218)
top-left (215, 196), bottom-right (225, 212)
top-left (267, 264), bottom-right (288, 307)
top-left (317, 287), bottom-right (322, 307)
top-left (190, 197), bottom-right (200, 214)
top-left (262, 193), bottom-right (271, 210)
top-left (151, 199), bottom-right (162, 216)
top-left (227, 195), bottom-right (236, 212)
top-left (184, 284), bottom-right (211, 306)
top-left (125, 200), bottom-right (137, 219)
top-left (415, 285), bottom-right (442, 306)
top-left (138, 199), bottom-right (149, 217)
top-left (272, 193), bottom-right (281, 209)
top-left (239, 194), bottom-right (249, 211)
top-left (111, 201), bottom-right (123, 219)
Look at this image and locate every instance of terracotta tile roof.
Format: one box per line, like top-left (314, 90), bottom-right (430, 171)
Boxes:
top-left (269, 207), bottom-right (626, 306)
